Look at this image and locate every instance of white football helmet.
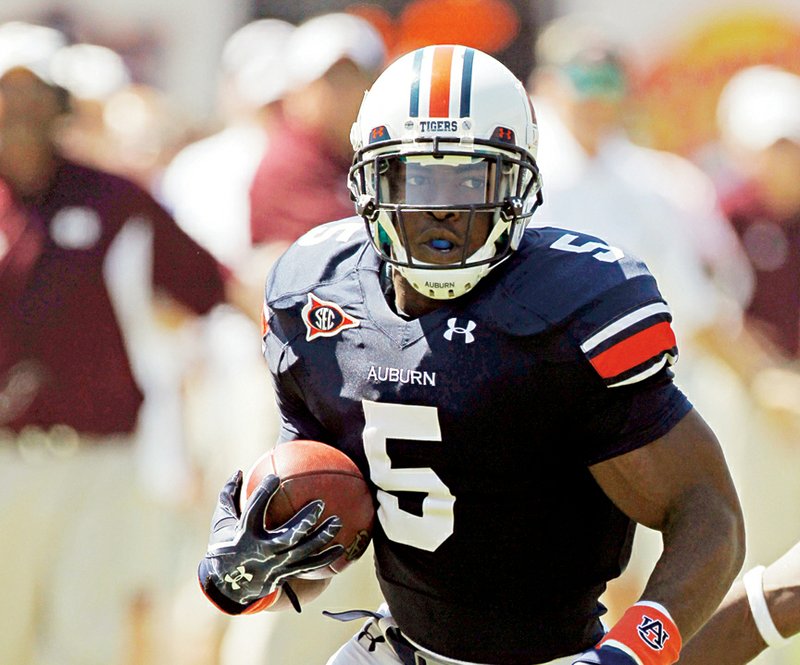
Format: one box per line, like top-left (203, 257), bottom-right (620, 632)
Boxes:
top-left (349, 44), bottom-right (543, 300)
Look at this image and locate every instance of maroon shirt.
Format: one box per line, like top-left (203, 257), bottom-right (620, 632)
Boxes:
top-left (0, 158), bottom-right (226, 435)
top-left (249, 119), bottom-right (356, 245)
top-left (723, 182), bottom-right (800, 357)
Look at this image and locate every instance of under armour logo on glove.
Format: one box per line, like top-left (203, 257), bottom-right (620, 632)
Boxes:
top-left (197, 471), bottom-right (344, 614)
top-left (224, 566), bottom-right (253, 590)
top-left (443, 318), bottom-right (476, 343)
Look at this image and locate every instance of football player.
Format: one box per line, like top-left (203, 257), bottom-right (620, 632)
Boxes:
top-left (198, 45), bottom-right (745, 665)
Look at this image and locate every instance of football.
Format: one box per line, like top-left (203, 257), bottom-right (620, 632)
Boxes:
top-left (241, 439), bottom-right (375, 579)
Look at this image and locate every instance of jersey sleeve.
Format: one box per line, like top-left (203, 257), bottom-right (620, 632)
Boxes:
top-left (262, 303), bottom-right (331, 444)
top-left (576, 374), bottom-right (692, 466)
top-left (572, 277), bottom-right (679, 388)
top-left (567, 276), bottom-right (692, 464)
top-left (148, 190), bottom-right (228, 314)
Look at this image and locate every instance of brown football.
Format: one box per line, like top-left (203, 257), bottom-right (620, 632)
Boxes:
top-left (241, 440), bottom-right (375, 579)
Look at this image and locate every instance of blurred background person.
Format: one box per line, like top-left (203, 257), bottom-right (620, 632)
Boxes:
top-left (711, 72), bottom-right (800, 660)
top-left (42, 39), bottom-right (191, 192)
top-left (529, 14), bottom-right (753, 340)
top-left (0, 20), bottom-right (230, 665)
top-left (160, 17), bottom-right (295, 270)
top-left (45, 41), bottom-right (132, 168)
top-left (155, 19), bottom-right (299, 665)
top-left (526, 13), bottom-right (791, 631)
top-left (716, 65), bottom-right (800, 365)
top-left (157, 17), bottom-right (297, 532)
top-left (194, 13), bottom-right (385, 665)
top-left (247, 12), bottom-right (386, 252)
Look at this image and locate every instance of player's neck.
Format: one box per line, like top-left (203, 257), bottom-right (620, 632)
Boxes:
top-left (389, 266), bottom-right (444, 319)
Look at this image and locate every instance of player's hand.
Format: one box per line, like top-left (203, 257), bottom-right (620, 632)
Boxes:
top-left (572, 646), bottom-right (637, 665)
top-left (197, 470), bottom-right (344, 613)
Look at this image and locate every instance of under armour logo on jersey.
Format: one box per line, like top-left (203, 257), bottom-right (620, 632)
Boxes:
top-left (224, 566), bottom-right (253, 591)
top-left (443, 318), bottom-right (476, 343)
top-left (637, 614), bottom-right (669, 650)
top-left (301, 293), bottom-right (360, 341)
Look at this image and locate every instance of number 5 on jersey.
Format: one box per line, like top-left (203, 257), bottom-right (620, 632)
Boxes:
top-left (362, 400), bottom-right (455, 552)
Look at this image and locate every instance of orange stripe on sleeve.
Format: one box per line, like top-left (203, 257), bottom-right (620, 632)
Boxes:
top-left (589, 322), bottom-right (676, 379)
top-left (260, 305), bottom-right (269, 337)
top-left (429, 45), bottom-right (454, 117)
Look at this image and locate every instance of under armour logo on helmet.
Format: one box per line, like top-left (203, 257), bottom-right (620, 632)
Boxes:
top-left (443, 318), bottom-right (476, 343)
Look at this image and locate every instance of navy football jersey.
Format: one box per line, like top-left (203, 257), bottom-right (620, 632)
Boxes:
top-left (263, 218), bottom-right (691, 664)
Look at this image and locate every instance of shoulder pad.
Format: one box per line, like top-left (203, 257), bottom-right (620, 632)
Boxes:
top-left (489, 227), bottom-right (679, 386)
top-left (266, 217), bottom-right (368, 310)
top-left (491, 227), bottom-right (654, 327)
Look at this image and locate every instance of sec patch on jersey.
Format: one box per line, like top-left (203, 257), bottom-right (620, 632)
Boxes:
top-left (301, 293), bottom-right (360, 341)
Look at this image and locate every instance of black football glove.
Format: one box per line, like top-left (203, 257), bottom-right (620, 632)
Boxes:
top-left (198, 470), bottom-right (343, 614)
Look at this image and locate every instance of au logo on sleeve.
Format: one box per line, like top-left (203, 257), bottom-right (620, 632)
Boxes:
top-left (301, 293), bottom-right (360, 341)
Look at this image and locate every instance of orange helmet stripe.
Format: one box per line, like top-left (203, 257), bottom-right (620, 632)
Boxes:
top-left (429, 45), bottom-right (455, 117)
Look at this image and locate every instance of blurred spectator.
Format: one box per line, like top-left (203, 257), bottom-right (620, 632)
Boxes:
top-left (716, 65), bottom-right (800, 361)
top-left (160, 18), bottom-right (295, 269)
top-left (41, 40), bottom-right (190, 191)
top-left (248, 12), bottom-right (386, 248)
top-left (97, 82), bottom-right (191, 189)
top-left (529, 15), bottom-right (753, 337)
top-left (155, 20), bottom-right (298, 665)
top-left (47, 41), bottom-right (131, 169)
top-left (0, 21), bottom-right (229, 665)
top-left (712, 74), bottom-right (800, 627)
top-left (210, 13), bottom-right (388, 665)
top-left (158, 19), bottom-right (297, 507)
top-left (527, 13), bottom-right (770, 627)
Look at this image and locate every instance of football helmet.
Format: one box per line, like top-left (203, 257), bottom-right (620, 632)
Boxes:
top-left (349, 44), bottom-right (543, 300)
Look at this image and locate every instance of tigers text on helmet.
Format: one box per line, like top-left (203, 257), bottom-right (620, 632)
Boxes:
top-left (349, 44), bottom-right (543, 300)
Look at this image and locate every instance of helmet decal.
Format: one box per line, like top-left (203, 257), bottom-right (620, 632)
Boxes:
top-left (491, 126), bottom-right (516, 144)
top-left (409, 45), bottom-right (475, 119)
top-left (369, 125), bottom-right (391, 143)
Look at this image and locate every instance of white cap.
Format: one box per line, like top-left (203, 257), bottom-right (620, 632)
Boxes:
top-left (0, 21), bottom-right (67, 86)
top-left (717, 65), bottom-right (800, 151)
top-left (49, 43), bottom-right (130, 101)
top-left (283, 13), bottom-right (385, 90)
top-left (223, 18), bottom-right (296, 107)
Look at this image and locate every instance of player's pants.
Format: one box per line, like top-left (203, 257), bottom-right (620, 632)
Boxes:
top-left (325, 604), bottom-right (579, 665)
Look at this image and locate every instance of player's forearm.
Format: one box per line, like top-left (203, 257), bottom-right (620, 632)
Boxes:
top-left (763, 560), bottom-right (800, 639)
top-left (678, 567), bottom-right (800, 663)
top-left (676, 580), bottom-right (767, 664)
top-left (641, 484), bottom-right (746, 642)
